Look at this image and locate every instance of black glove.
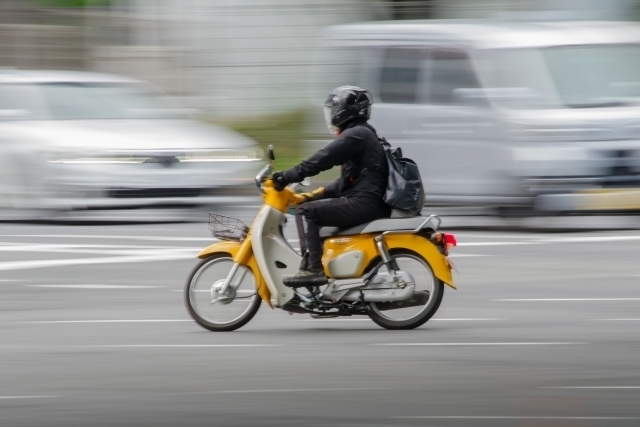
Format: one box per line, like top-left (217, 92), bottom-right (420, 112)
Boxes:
top-left (272, 171), bottom-right (290, 192)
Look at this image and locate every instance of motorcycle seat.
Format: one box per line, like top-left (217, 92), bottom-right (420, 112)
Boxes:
top-left (319, 216), bottom-right (430, 239)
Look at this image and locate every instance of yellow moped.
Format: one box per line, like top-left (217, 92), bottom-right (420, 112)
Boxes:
top-left (185, 146), bottom-right (457, 331)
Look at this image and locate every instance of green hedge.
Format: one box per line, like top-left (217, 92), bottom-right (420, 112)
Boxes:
top-left (34, 0), bottom-right (110, 7)
top-left (218, 110), bottom-right (308, 170)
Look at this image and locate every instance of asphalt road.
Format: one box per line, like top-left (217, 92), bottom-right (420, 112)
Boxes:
top-left (1, 209), bottom-right (640, 426)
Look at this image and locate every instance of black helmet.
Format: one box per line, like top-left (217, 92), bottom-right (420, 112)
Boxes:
top-left (323, 86), bottom-right (373, 133)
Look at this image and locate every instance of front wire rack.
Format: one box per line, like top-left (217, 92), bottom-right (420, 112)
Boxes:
top-left (208, 213), bottom-right (249, 242)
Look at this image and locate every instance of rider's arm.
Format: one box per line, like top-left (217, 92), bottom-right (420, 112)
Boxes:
top-left (322, 178), bottom-right (341, 199)
top-left (282, 128), bottom-right (363, 183)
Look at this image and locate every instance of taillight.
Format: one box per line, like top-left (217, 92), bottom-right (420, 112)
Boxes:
top-left (443, 233), bottom-right (457, 251)
top-left (432, 232), bottom-right (457, 252)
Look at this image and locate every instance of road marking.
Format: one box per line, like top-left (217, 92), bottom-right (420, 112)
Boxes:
top-left (1, 234), bottom-right (214, 242)
top-left (373, 342), bottom-right (585, 346)
top-left (595, 318), bottom-right (640, 321)
top-left (184, 387), bottom-right (388, 394)
top-left (447, 253), bottom-right (488, 258)
top-left (0, 395), bottom-right (60, 400)
top-left (83, 344), bottom-right (279, 348)
top-left (545, 386), bottom-right (640, 389)
top-left (393, 416), bottom-right (640, 420)
top-left (458, 235), bottom-right (640, 247)
top-left (493, 298), bottom-right (640, 302)
top-left (538, 235), bottom-right (640, 244)
top-left (459, 241), bottom-right (539, 247)
top-left (0, 253), bottom-right (195, 271)
top-left (296, 318), bottom-right (371, 322)
top-left (21, 319), bottom-right (192, 324)
top-left (27, 284), bottom-right (164, 289)
top-left (431, 318), bottom-right (504, 321)
top-left (298, 318), bottom-right (503, 322)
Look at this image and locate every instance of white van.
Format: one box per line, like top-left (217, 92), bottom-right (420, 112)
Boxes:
top-left (309, 20), bottom-right (640, 214)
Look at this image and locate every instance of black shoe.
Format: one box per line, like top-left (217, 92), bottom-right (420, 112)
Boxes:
top-left (283, 269), bottom-right (328, 287)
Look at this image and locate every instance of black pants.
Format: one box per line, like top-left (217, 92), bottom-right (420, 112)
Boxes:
top-left (295, 197), bottom-right (391, 271)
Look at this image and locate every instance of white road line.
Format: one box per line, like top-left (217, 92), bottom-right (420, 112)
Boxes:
top-left (373, 342), bottom-right (585, 346)
top-left (185, 387), bottom-right (388, 394)
top-left (0, 243), bottom-right (200, 257)
top-left (538, 235), bottom-right (640, 244)
top-left (0, 243), bottom-right (196, 251)
top-left (595, 318), bottom-right (640, 321)
top-left (83, 344), bottom-right (279, 348)
top-left (447, 253), bottom-right (488, 257)
top-left (458, 235), bottom-right (640, 247)
top-left (296, 318), bottom-right (371, 322)
top-left (545, 386), bottom-right (640, 389)
top-left (298, 318), bottom-right (503, 322)
top-left (21, 319), bottom-right (192, 324)
top-left (0, 253), bottom-right (195, 271)
top-left (26, 284), bottom-right (164, 289)
top-left (493, 298), bottom-right (640, 302)
top-left (0, 396), bottom-right (59, 400)
top-left (431, 318), bottom-right (504, 321)
top-left (393, 416), bottom-right (639, 420)
top-left (459, 241), bottom-right (539, 247)
top-left (1, 234), bottom-right (214, 242)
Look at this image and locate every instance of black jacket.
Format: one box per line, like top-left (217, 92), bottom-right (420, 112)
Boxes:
top-left (284, 120), bottom-right (388, 200)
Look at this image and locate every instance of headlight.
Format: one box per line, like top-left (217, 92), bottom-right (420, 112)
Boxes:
top-left (176, 149), bottom-right (263, 163)
top-left (44, 149), bottom-right (263, 164)
top-left (44, 152), bottom-right (147, 164)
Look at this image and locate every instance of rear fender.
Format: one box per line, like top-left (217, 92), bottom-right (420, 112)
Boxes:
top-left (385, 234), bottom-right (456, 290)
top-left (197, 240), bottom-right (272, 307)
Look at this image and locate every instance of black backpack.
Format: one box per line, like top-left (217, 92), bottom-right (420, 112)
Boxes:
top-left (377, 137), bottom-right (425, 217)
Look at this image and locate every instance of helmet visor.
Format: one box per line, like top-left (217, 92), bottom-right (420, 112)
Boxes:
top-left (323, 105), bottom-right (337, 134)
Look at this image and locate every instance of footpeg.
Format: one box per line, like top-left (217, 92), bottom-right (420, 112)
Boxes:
top-left (282, 269), bottom-right (328, 288)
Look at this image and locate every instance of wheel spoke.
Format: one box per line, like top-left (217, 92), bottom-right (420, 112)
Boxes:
top-left (187, 256), bottom-right (259, 328)
top-left (370, 253), bottom-right (440, 324)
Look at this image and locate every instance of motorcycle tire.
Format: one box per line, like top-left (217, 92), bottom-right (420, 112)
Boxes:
top-left (368, 249), bottom-right (444, 330)
top-left (185, 254), bottom-right (261, 332)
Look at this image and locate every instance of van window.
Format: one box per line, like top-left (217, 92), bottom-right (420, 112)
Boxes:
top-left (379, 48), bottom-right (427, 104)
top-left (427, 50), bottom-right (480, 105)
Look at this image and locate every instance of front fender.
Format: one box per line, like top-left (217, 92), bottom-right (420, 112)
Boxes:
top-left (386, 234), bottom-right (456, 290)
top-left (197, 240), bottom-right (272, 307)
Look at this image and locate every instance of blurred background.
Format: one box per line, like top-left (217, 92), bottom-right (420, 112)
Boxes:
top-left (3, 0), bottom-right (640, 222)
top-left (2, 2), bottom-right (640, 427)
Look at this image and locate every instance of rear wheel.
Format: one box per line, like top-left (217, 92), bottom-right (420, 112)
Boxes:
top-left (368, 250), bottom-right (444, 330)
top-left (185, 254), bottom-right (261, 332)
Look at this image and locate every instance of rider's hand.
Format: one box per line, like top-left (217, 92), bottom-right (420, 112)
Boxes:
top-left (272, 171), bottom-right (290, 192)
top-left (292, 187), bottom-right (325, 205)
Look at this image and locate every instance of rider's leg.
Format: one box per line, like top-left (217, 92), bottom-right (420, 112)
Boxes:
top-left (294, 213), bottom-right (310, 270)
top-left (285, 197), bottom-right (391, 286)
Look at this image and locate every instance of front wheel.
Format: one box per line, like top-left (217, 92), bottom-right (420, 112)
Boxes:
top-left (368, 250), bottom-right (444, 330)
top-left (185, 254), bottom-right (261, 332)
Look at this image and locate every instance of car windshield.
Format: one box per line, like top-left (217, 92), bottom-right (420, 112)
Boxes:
top-left (483, 45), bottom-right (640, 109)
top-left (0, 82), bottom-right (185, 121)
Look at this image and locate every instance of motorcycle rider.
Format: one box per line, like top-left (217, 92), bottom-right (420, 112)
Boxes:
top-left (272, 86), bottom-right (391, 286)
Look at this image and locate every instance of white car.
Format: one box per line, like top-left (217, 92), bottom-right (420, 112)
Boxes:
top-left (0, 70), bottom-right (263, 219)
